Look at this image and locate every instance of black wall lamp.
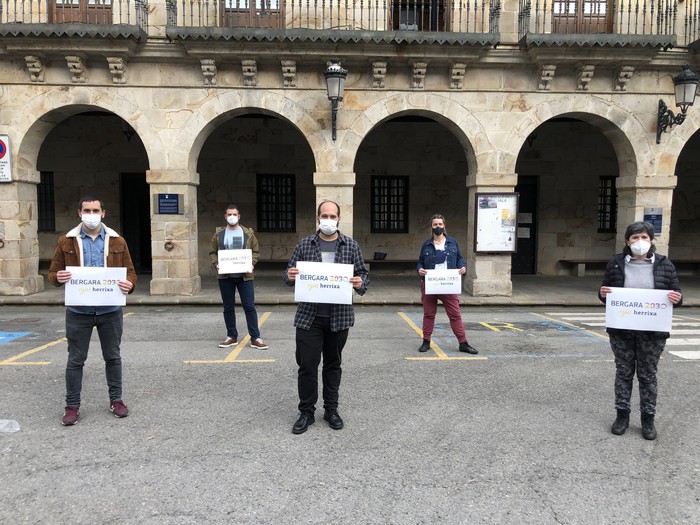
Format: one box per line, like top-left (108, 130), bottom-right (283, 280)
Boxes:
top-left (324, 58), bottom-right (348, 141)
top-left (656, 64), bottom-right (699, 144)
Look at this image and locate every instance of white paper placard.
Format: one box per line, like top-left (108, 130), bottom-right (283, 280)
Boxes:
top-left (424, 269), bottom-right (461, 295)
top-left (294, 261), bottom-right (354, 305)
top-left (65, 266), bottom-right (127, 306)
top-left (605, 287), bottom-right (673, 332)
top-left (218, 249), bottom-right (253, 274)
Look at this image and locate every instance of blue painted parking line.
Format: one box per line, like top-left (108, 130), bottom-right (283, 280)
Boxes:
top-left (0, 332), bottom-right (31, 344)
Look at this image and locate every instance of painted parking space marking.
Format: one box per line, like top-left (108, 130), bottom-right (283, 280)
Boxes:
top-left (0, 311), bottom-right (135, 366)
top-left (184, 311), bottom-right (274, 364)
top-left (398, 312), bottom-right (486, 361)
top-left (543, 311), bottom-right (700, 360)
top-left (0, 332), bottom-right (31, 345)
top-left (0, 337), bottom-right (65, 366)
top-left (529, 312), bottom-right (609, 340)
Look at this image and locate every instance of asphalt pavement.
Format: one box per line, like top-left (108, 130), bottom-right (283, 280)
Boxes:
top-left (1, 304), bottom-right (699, 524)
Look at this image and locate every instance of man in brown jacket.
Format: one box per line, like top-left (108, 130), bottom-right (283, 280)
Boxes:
top-left (48, 196), bottom-right (137, 426)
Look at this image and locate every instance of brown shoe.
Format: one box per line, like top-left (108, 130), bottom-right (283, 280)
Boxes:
top-left (218, 337), bottom-right (238, 348)
top-left (250, 338), bottom-right (269, 349)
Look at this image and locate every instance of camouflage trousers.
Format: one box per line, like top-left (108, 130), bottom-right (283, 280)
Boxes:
top-left (608, 330), bottom-right (667, 415)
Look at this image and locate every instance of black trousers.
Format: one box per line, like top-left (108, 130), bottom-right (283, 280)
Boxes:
top-left (296, 317), bottom-right (349, 415)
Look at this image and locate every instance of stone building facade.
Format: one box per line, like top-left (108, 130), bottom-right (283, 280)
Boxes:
top-left (0, 0), bottom-right (699, 296)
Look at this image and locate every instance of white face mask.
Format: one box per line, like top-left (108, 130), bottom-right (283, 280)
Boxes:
top-left (81, 214), bottom-right (102, 230)
top-left (318, 219), bottom-right (338, 236)
top-left (630, 239), bottom-right (651, 256)
top-left (226, 215), bottom-right (239, 226)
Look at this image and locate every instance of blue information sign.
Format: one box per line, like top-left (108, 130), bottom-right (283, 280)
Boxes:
top-left (643, 207), bottom-right (662, 235)
top-left (158, 194), bottom-right (180, 215)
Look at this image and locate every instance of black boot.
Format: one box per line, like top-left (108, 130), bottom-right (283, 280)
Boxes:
top-left (641, 413), bottom-right (657, 440)
top-left (611, 410), bottom-right (630, 435)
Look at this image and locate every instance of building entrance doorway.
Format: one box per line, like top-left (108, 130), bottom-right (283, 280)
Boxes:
top-left (511, 175), bottom-right (538, 274)
top-left (120, 173), bottom-right (151, 274)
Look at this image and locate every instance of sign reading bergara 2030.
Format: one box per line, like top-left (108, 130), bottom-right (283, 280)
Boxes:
top-left (294, 261), bottom-right (354, 305)
top-left (0, 135), bottom-right (12, 182)
top-left (64, 267), bottom-right (127, 306)
top-left (605, 287), bottom-right (673, 332)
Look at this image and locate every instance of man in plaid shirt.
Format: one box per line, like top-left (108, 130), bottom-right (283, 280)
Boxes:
top-left (284, 201), bottom-right (370, 434)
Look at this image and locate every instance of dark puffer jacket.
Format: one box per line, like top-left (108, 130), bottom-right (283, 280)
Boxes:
top-left (599, 253), bottom-right (681, 300)
top-left (599, 252), bottom-right (682, 335)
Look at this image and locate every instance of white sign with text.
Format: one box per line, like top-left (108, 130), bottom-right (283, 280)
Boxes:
top-left (425, 269), bottom-right (462, 295)
top-left (65, 266), bottom-right (127, 306)
top-left (294, 261), bottom-right (354, 305)
top-left (217, 249), bottom-right (253, 274)
top-left (605, 287), bottom-right (673, 332)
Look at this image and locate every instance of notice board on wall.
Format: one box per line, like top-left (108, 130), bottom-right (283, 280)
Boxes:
top-left (474, 193), bottom-right (519, 253)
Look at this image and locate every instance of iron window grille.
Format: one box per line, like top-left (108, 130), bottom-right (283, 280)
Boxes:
top-left (598, 175), bottom-right (617, 233)
top-left (371, 175), bottom-right (409, 233)
top-left (38, 171), bottom-right (56, 232)
top-left (257, 174), bottom-right (296, 232)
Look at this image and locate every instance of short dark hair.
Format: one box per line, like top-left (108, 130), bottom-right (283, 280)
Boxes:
top-left (78, 196), bottom-right (104, 211)
top-left (317, 200), bottom-right (340, 217)
top-left (225, 204), bottom-right (240, 213)
top-left (623, 221), bottom-right (656, 257)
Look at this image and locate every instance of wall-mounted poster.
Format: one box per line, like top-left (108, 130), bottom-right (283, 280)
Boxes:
top-left (475, 193), bottom-right (519, 253)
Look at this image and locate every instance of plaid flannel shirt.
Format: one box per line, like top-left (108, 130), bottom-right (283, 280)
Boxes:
top-left (284, 232), bottom-right (370, 331)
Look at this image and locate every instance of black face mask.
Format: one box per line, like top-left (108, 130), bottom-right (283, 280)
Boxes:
top-left (432, 227), bottom-right (444, 236)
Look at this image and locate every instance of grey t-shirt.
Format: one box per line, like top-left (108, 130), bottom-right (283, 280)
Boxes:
top-left (316, 238), bottom-right (337, 318)
top-left (624, 257), bottom-right (655, 290)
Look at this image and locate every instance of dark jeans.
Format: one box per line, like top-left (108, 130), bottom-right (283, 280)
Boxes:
top-left (217, 277), bottom-right (260, 340)
top-left (296, 317), bottom-right (349, 415)
top-left (608, 330), bottom-right (667, 415)
top-left (65, 309), bottom-right (124, 407)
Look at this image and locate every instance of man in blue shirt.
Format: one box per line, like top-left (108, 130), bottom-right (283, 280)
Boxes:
top-left (48, 196), bottom-right (137, 426)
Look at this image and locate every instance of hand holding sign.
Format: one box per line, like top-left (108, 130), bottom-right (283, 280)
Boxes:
top-left (217, 249), bottom-right (253, 274)
top-left (64, 266), bottom-right (128, 306)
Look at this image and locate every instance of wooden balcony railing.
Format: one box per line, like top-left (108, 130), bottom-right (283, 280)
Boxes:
top-left (0, 0), bottom-right (149, 31)
top-left (166, 0), bottom-right (500, 34)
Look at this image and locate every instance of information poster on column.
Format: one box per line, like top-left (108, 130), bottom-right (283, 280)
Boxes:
top-left (474, 193), bottom-right (519, 253)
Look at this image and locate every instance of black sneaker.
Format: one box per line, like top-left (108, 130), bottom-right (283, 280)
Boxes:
top-left (459, 341), bottom-right (478, 354)
top-left (418, 340), bottom-right (431, 353)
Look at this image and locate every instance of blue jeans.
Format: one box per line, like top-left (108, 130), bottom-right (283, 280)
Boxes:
top-left (65, 309), bottom-right (124, 407)
top-left (218, 277), bottom-right (260, 340)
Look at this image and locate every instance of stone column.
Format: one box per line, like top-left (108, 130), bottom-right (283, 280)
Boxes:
top-left (465, 171), bottom-right (518, 297)
top-left (313, 171), bottom-right (356, 237)
top-left (147, 169), bottom-right (201, 295)
top-left (616, 174), bottom-right (676, 255)
top-left (0, 174), bottom-right (44, 295)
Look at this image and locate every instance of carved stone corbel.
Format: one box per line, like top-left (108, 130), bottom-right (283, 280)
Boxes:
top-left (242, 60), bottom-right (257, 87)
top-left (538, 65), bottom-right (556, 91)
top-left (24, 55), bottom-right (45, 83)
top-left (577, 65), bottom-right (595, 91)
top-left (107, 57), bottom-right (127, 85)
top-left (281, 60), bottom-right (297, 87)
top-left (372, 61), bottom-right (387, 89)
top-left (411, 61), bottom-right (427, 90)
top-left (65, 55), bottom-right (86, 83)
top-left (201, 59), bottom-right (217, 86)
top-left (615, 66), bottom-right (635, 91)
top-left (450, 62), bottom-right (466, 90)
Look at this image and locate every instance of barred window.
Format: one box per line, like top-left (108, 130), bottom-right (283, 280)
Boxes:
top-left (598, 176), bottom-right (617, 233)
top-left (371, 176), bottom-right (408, 233)
top-left (257, 174), bottom-right (295, 232)
top-left (38, 171), bottom-right (56, 232)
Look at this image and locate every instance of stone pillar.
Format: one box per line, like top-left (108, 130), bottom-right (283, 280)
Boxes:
top-left (313, 171), bottom-right (356, 237)
top-left (147, 169), bottom-right (201, 295)
top-left (616, 174), bottom-right (676, 255)
top-left (0, 174), bottom-right (44, 295)
top-left (465, 171), bottom-right (518, 297)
